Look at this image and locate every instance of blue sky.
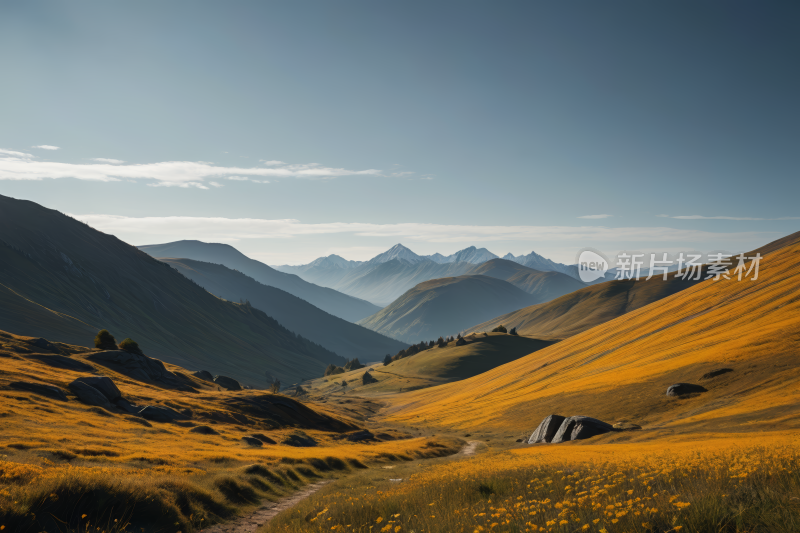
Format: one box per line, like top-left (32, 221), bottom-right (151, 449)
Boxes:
top-left (1, 1), bottom-right (797, 265)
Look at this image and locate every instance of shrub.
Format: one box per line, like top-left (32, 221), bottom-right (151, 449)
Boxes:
top-left (94, 329), bottom-right (117, 350)
top-left (383, 354), bottom-right (392, 366)
top-left (325, 364), bottom-right (344, 376)
top-left (270, 380), bottom-right (281, 393)
top-left (118, 338), bottom-right (143, 355)
top-left (343, 358), bottom-right (365, 371)
top-left (509, 327), bottom-right (518, 336)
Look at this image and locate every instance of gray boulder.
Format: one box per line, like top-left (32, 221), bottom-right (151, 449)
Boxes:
top-left (666, 383), bottom-right (707, 397)
top-left (68, 381), bottom-right (113, 410)
top-left (193, 370), bottom-right (214, 381)
top-left (528, 414), bottom-right (566, 444)
top-left (74, 376), bottom-right (121, 401)
top-left (137, 405), bottom-right (188, 423)
top-left (551, 416), bottom-right (614, 443)
top-left (250, 433), bottom-right (276, 444)
top-left (213, 375), bottom-right (242, 390)
top-left (9, 381), bottom-right (68, 401)
top-left (281, 431), bottom-right (317, 447)
top-left (88, 350), bottom-right (181, 386)
top-left (114, 398), bottom-right (142, 414)
top-left (189, 425), bottom-right (219, 435)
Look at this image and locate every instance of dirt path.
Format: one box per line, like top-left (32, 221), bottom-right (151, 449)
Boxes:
top-left (201, 480), bottom-right (331, 533)
top-left (459, 440), bottom-right (481, 457)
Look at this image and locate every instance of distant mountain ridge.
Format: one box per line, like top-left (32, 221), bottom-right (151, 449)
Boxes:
top-left (275, 243), bottom-right (579, 306)
top-left (139, 241), bottom-right (380, 322)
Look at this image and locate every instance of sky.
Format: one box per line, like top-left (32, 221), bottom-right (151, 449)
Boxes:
top-left (1, 1), bottom-right (798, 265)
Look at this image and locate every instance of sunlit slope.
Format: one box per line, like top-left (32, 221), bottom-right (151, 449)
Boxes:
top-left (305, 333), bottom-right (556, 397)
top-left (466, 271), bottom-right (707, 339)
top-left (357, 275), bottom-right (537, 343)
top-left (161, 258), bottom-right (405, 360)
top-left (139, 240), bottom-right (380, 322)
top-left (383, 238), bottom-right (800, 434)
top-left (0, 195), bottom-right (339, 386)
top-left (466, 259), bottom-right (586, 303)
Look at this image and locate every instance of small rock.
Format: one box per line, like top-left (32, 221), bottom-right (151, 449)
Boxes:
top-left (114, 398), bottom-right (142, 414)
top-left (528, 414), bottom-right (567, 444)
top-left (193, 370), bottom-right (214, 381)
top-left (74, 376), bottom-right (121, 401)
top-left (345, 430), bottom-right (375, 442)
top-left (515, 438), bottom-right (523, 442)
top-left (68, 381), bottom-right (113, 410)
top-left (189, 425), bottom-right (219, 435)
top-left (242, 436), bottom-right (263, 446)
top-left (9, 381), bottom-right (68, 401)
top-left (701, 368), bottom-right (733, 380)
top-left (666, 383), bottom-right (708, 397)
top-left (282, 432), bottom-right (317, 447)
top-left (250, 433), bottom-right (276, 444)
top-left (213, 375), bottom-right (242, 390)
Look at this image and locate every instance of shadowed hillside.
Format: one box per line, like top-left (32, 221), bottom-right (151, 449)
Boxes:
top-left (0, 195), bottom-right (340, 385)
top-left (383, 232), bottom-right (800, 435)
top-left (357, 275), bottom-right (537, 343)
top-left (465, 258), bottom-right (586, 303)
top-left (161, 258), bottom-right (406, 361)
top-left (305, 333), bottom-right (557, 397)
top-left (139, 240), bottom-right (380, 322)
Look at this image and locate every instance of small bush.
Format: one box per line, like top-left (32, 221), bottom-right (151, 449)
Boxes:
top-left (94, 329), bottom-right (117, 350)
top-left (491, 325), bottom-right (507, 333)
top-left (118, 338), bottom-right (143, 355)
top-left (509, 327), bottom-right (518, 335)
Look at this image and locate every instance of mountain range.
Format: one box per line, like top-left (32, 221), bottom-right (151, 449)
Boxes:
top-left (0, 195), bottom-right (341, 385)
top-left (275, 244), bottom-right (584, 306)
top-left (139, 240), bottom-right (380, 322)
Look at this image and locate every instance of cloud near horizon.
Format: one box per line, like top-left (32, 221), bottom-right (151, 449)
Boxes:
top-left (0, 149), bottom-right (381, 188)
top-left (72, 214), bottom-right (770, 246)
top-left (32, 145), bottom-right (60, 150)
top-left (657, 214), bottom-right (800, 221)
top-left (578, 214), bottom-right (612, 219)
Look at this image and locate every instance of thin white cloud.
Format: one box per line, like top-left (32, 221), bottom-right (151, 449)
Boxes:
top-left (391, 171), bottom-right (414, 177)
top-left (33, 145), bottom-right (60, 150)
top-left (0, 152), bottom-right (381, 187)
top-left (209, 181), bottom-right (223, 187)
top-left (91, 158), bottom-right (126, 164)
top-left (578, 214), bottom-right (612, 219)
top-left (260, 160), bottom-right (285, 166)
top-left (226, 176), bottom-right (250, 181)
top-left (70, 214), bottom-right (771, 245)
top-left (659, 214), bottom-right (800, 221)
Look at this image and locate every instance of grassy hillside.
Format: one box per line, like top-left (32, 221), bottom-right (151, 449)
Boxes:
top-left (382, 233), bottom-right (800, 435)
top-left (0, 195), bottom-right (340, 386)
top-left (0, 329), bottom-right (459, 532)
top-left (466, 258), bottom-right (586, 302)
top-left (139, 241), bottom-right (381, 322)
top-left (305, 333), bottom-right (556, 397)
top-left (357, 275), bottom-right (537, 343)
top-left (161, 258), bottom-right (406, 361)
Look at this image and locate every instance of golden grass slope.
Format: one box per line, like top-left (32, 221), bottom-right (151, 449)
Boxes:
top-left (304, 333), bottom-right (556, 397)
top-left (382, 237), bottom-right (800, 435)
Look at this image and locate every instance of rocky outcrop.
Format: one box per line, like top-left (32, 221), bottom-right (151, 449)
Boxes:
top-left (189, 425), bottom-right (219, 435)
top-left (241, 436), bottom-right (263, 446)
top-left (281, 431), bottom-right (317, 447)
top-left (527, 414), bottom-right (566, 444)
top-left (88, 350), bottom-right (182, 387)
top-left (250, 433), bottom-right (276, 444)
top-left (193, 370), bottom-right (214, 381)
top-left (73, 377), bottom-right (121, 401)
top-left (27, 354), bottom-right (94, 371)
top-left (666, 383), bottom-right (707, 396)
top-left (213, 375), bottom-right (242, 390)
top-left (551, 416), bottom-right (614, 443)
top-left (138, 405), bottom-right (189, 423)
top-left (114, 398), bottom-right (142, 414)
top-left (701, 368), bottom-right (733, 380)
top-left (68, 381), bottom-right (113, 410)
top-left (9, 381), bottom-right (68, 401)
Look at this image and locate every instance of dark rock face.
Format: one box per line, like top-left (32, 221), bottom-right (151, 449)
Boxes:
top-left (193, 370), bottom-right (214, 381)
top-left (528, 414), bottom-right (566, 444)
top-left (26, 337), bottom-right (60, 352)
top-left (74, 377), bottom-right (121, 401)
top-left (9, 381), bottom-right (68, 401)
top-left (88, 350), bottom-right (182, 387)
top-left (68, 381), bottom-right (113, 410)
top-left (666, 383), bottom-right (708, 396)
top-left (137, 405), bottom-right (189, 422)
top-left (362, 371), bottom-right (378, 385)
top-left (346, 430), bottom-right (375, 442)
top-left (250, 433), bottom-right (276, 444)
top-left (213, 375), bottom-right (242, 390)
top-left (701, 368), bottom-right (733, 380)
top-left (282, 432), bottom-right (317, 447)
top-left (551, 416), bottom-right (614, 443)
top-left (242, 436), bottom-right (263, 446)
top-left (114, 398), bottom-right (142, 414)
top-left (27, 354), bottom-right (94, 371)
top-left (189, 425), bottom-right (219, 435)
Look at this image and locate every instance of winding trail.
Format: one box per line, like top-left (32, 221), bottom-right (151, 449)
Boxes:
top-left (202, 440), bottom-right (480, 532)
top-left (202, 480), bottom-right (331, 533)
